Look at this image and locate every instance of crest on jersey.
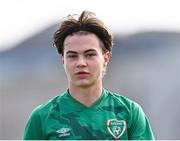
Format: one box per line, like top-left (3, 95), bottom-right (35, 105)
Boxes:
top-left (107, 119), bottom-right (126, 139)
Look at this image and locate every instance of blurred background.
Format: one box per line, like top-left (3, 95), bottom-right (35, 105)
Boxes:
top-left (0, 0), bottom-right (180, 139)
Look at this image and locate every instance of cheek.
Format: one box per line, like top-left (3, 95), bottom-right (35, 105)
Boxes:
top-left (64, 62), bottom-right (74, 74)
top-left (97, 57), bottom-right (105, 67)
top-left (91, 59), bottom-right (104, 71)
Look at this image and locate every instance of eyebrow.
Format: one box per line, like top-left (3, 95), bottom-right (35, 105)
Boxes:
top-left (84, 49), bottom-right (97, 53)
top-left (66, 51), bottom-right (77, 54)
top-left (66, 49), bottom-right (97, 54)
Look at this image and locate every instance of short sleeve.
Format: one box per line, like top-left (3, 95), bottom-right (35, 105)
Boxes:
top-left (128, 102), bottom-right (155, 140)
top-left (23, 107), bottom-right (44, 140)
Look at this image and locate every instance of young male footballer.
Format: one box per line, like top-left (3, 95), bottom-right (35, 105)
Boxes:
top-left (23, 10), bottom-right (154, 140)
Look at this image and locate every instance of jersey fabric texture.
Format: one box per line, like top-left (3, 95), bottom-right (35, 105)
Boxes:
top-left (23, 89), bottom-right (154, 140)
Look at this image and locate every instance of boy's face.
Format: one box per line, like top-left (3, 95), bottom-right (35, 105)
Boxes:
top-left (62, 33), bottom-right (110, 88)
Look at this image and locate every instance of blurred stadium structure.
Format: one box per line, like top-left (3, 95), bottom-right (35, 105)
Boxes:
top-left (0, 24), bottom-right (180, 139)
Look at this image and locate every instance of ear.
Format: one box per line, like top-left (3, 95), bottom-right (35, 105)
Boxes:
top-left (61, 55), bottom-right (64, 64)
top-left (103, 51), bottom-right (111, 66)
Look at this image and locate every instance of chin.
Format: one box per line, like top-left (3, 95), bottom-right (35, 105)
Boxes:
top-left (75, 80), bottom-right (94, 87)
top-left (76, 82), bottom-right (91, 87)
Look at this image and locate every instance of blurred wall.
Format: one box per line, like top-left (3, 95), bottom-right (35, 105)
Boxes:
top-left (0, 24), bottom-right (180, 139)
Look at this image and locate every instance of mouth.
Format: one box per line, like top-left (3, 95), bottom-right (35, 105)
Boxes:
top-left (75, 71), bottom-right (90, 75)
top-left (75, 71), bottom-right (90, 78)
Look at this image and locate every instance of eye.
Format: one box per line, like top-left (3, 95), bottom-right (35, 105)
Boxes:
top-left (86, 53), bottom-right (96, 57)
top-left (67, 54), bottom-right (77, 58)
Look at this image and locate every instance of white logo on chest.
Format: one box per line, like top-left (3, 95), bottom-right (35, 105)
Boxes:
top-left (107, 119), bottom-right (126, 139)
top-left (56, 128), bottom-right (71, 137)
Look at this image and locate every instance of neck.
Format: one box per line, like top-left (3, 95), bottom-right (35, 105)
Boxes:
top-left (68, 82), bottom-right (103, 107)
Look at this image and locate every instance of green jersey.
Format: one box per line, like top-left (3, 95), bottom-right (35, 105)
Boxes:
top-left (23, 89), bottom-right (154, 140)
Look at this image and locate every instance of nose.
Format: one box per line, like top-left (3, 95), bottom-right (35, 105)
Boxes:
top-left (76, 56), bottom-right (87, 68)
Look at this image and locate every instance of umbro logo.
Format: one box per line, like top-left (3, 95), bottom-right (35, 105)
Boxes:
top-left (56, 127), bottom-right (71, 137)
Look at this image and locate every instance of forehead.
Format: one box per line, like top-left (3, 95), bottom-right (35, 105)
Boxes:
top-left (64, 33), bottom-right (102, 53)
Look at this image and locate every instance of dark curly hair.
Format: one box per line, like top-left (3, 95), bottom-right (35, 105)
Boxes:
top-left (53, 10), bottom-right (113, 55)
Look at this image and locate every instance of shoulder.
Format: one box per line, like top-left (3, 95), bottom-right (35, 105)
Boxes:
top-left (29, 91), bottom-right (67, 118)
top-left (104, 90), bottom-right (154, 139)
top-left (105, 89), bottom-right (147, 124)
top-left (23, 92), bottom-right (67, 140)
top-left (105, 89), bottom-right (141, 110)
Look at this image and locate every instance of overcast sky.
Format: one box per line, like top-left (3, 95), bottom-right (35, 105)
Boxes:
top-left (0, 0), bottom-right (180, 52)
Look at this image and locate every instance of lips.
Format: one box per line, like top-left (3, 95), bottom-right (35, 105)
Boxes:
top-left (75, 71), bottom-right (90, 75)
top-left (75, 71), bottom-right (90, 80)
